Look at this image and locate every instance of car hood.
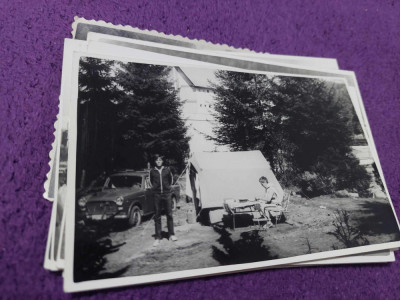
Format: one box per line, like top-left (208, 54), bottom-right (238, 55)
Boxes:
top-left (84, 188), bottom-right (140, 202)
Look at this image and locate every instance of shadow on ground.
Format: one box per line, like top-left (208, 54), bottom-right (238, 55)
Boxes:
top-left (356, 200), bottom-right (400, 238)
top-left (221, 213), bottom-right (254, 229)
top-left (212, 225), bottom-right (278, 265)
top-left (73, 220), bottom-right (128, 282)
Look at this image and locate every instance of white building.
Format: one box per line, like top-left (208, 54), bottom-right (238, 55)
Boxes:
top-left (172, 66), bottom-right (228, 154)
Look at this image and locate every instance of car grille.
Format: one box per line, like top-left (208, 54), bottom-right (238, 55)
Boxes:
top-left (86, 201), bottom-right (118, 215)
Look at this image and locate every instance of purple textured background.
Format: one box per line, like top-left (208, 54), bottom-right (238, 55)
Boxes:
top-left (1, 0), bottom-right (400, 298)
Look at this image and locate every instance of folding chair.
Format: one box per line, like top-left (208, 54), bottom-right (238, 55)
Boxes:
top-left (251, 202), bottom-right (271, 229)
top-left (269, 191), bottom-right (291, 225)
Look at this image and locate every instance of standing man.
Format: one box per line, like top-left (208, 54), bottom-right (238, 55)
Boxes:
top-left (150, 154), bottom-right (177, 247)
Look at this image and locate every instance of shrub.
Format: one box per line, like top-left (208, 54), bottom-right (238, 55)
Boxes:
top-left (372, 162), bottom-right (384, 192)
top-left (335, 154), bottom-right (371, 197)
top-left (299, 171), bottom-right (336, 197)
top-left (328, 209), bottom-right (369, 248)
top-left (299, 151), bottom-right (371, 197)
top-left (335, 190), bottom-right (350, 198)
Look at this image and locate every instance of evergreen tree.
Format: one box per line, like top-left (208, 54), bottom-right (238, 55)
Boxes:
top-left (211, 70), bottom-right (371, 196)
top-left (271, 77), bottom-right (353, 172)
top-left (77, 58), bottom-right (189, 186)
top-left (77, 57), bottom-right (119, 186)
top-left (115, 62), bottom-right (189, 171)
top-left (210, 71), bottom-right (274, 151)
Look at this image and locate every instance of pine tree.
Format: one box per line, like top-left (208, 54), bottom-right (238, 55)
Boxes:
top-left (210, 71), bottom-right (274, 152)
top-left (77, 57), bottom-right (119, 186)
top-left (115, 62), bottom-right (189, 171)
top-left (271, 77), bottom-right (354, 172)
top-left (211, 70), bottom-right (370, 196)
top-left (77, 58), bottom-right (189, 186)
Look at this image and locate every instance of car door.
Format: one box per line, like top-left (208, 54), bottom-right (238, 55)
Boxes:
top-left (144, 175), bottom-right (155, 214)
top-left (128, 175), bottom-right (146, 211)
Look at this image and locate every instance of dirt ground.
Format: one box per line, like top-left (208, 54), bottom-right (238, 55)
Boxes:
top-left (81, 194), bottom-right (399, 280)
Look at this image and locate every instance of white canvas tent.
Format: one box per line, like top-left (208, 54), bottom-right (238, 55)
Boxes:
top-left (186, 150), bottom-right (283, 210)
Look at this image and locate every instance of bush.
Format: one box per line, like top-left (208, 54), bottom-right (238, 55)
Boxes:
top-left (299, 171), bottom-right (336, 197)
top-left (335, 154), bottom-right (371, 197)
top-left (335, 190), bottom-right (350, 198)
top-left (329, 209), bottom-right (369, 248)
top-left (372, 162), bottom-right (384, 192)
top-left (298, 151), bottom-right (371, 198)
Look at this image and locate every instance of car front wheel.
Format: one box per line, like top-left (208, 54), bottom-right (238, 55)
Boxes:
top-left (128, 205), bottom-right (142, 227)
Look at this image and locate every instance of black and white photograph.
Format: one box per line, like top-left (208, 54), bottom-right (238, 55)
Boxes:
top-left (55, 125), bottom-right (69, 264)
top-left (3, 0), bottom-right (400, 296)
top-left (65, 55), bottom-right (400, 289)
top-left (42, 36), bottom-right (396, 276)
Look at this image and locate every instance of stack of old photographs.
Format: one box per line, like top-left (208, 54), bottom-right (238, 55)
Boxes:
top-left (43, 17), bottom-right (400, 293)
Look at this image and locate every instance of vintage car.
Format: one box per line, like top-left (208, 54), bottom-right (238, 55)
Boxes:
top-left (77, 170), bottom-right (180, 227)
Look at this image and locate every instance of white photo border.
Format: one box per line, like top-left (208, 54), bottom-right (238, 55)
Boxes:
top-left (64, 50), bottom-right (400, 292)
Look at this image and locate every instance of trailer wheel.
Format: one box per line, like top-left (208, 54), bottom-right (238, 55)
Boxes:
top-left (171, 196), bottom-right (177, 211)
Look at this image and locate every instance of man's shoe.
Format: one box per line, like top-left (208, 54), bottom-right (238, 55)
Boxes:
top-left (170, 235), bottom-right (178, 242)
top-left (153, 239), bottom-right (160, 247)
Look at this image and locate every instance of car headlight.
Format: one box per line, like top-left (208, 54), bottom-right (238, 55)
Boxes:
top-left (78, 197), bottom-right (87, 207)
top-left (115, 196), bottom-right (124, 206)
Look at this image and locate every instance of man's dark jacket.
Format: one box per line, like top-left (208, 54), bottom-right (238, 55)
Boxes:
top-left (149, 166), bottom-right (173, 193)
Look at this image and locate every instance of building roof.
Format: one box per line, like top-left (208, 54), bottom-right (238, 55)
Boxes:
top-left (177, 66), bottom-right (218, 88)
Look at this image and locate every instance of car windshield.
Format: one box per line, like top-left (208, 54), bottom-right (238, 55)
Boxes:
top-left (107, 175), bottom-right (142, 189)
